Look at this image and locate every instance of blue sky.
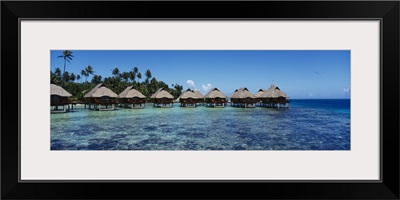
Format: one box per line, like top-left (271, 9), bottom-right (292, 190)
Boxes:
top-left (50, 50), bottom-right (350, 99)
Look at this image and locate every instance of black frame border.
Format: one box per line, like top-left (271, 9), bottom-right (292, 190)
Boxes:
top-left (2, 1), bottom-right (399, 199)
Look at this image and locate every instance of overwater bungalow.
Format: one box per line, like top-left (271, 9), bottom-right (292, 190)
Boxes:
top-left (255, 89), bottom-right (267, 106)
top-left (118, 86), bottom-right (146, 108)
top-left (179, 89), bottom-right (203, 107)
top-left (50, 84), bottom-right (72, 113)
top-left (193, 89), bottom-right (205, 105)
top-left (150, 88), bottom-right (174, 108)
top-left (230, 87), bottom-right (257, 108)
top-left (204, 88), bottom-right (227, 107)
top-left (84, 83), bottom-right (118, 111)
top-left (257, 84), bottom-right (290, 108)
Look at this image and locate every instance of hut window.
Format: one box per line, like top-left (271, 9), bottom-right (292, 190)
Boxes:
top-left (51, 95), bottom-right (59, 101)
top-left (100, 96), bottom-right (109, 102)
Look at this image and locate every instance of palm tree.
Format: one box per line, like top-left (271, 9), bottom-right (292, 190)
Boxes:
top-left (63, 71), bottom-right (70, 83)
top-left (120, 72), bottom-right (130, 82)
top-left (129, 71), bottom-right (136, 83)
top-left (50, 70), bottom-right (62, 85)
top-left (150, 77), bottom-right (158, 92)
top-left (70, 73), bottom-right (76, 82)
top-left (57, 50), bottom-right (74, 87)
top-left (112, 67), bottom-right (120, 76)
top-left (145, 69), bottom-right (152, 83)
top-left (54, 68), bottom-right (62, 78)
top-left (91, 75), bottom-right (102, 84)
top-left (137, 72), bottom-right (142, 83)
top-left (129, 67), bottom-right (138, 83)
top-left (81, 69), bottom-right (88, 82)
top-left (85, 65), bottom-right (94, 81)
top-left (77, 75), bottom-right (81, 82)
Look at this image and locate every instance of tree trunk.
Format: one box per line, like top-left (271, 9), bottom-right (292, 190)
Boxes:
top-left (62, 59), bottom-right (66, 87)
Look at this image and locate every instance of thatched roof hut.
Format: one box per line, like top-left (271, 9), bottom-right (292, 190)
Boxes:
top-left (84, 83), bottom-right (118, 98)
top-left (150, 88), bottom-right (174, 107)
top-left (230, 87), bottom-right (257, 107)
top-left (257, 84), bottom-right (289, 108)
top-left (51, 84), bottom-right (72, 97)
top-left (119, 86), bottom-right (146, 99)
top-left (118, 86), bottom-right (146, 107)
top-left (204, 88), bottom-right (227, 107)
top-left (260, 84), bottom-right (289, 98)
top-left (179, 89), bottom-right (204, 107)
top-left (84, 84), bottom-right (118, 110)
top-left (50, 84), bottom-right (72, 110)
top-left (230, 87), bottom-right (256, 99)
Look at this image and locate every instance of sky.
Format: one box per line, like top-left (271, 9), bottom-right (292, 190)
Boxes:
top-left (50, 50), bottom-right (350, 99)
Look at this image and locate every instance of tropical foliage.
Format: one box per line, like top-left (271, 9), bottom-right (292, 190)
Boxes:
top-left (57, 50), bottom-right (74, 87)
top-left (51, 63), bottom-right (183, 100)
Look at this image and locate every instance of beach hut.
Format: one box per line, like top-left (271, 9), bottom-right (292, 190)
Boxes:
top-left (50, 84), bottom-right (72, 113)
top-left (150, 88), bottom-right (174, 107)
top-left (204, 88), bottom-right (227, 107)
top-left (84, 83), bottom-right (118, 111)
top-left (118, 86), bottom-right (146, 108)
top-left (258, 84), bottom-right (290, 108)
top-left (255, 89), bottom-right (267, 106)
top-left (230, 87), bottom-right (257, 108)
top-left (193, 89), bottom-right (205, 105)
top-left (179, 89), bottom-right (203, 107)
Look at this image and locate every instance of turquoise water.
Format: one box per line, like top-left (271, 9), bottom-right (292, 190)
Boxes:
top-left (51, 99), bottom-right (350, 150)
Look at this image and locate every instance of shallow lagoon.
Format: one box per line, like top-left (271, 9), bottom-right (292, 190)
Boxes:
top-left (51, 99), bottom-right (350, 150)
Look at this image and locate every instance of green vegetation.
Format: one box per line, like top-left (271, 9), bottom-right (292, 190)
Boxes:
top-left (51, 51), bottom-right (183, 100)
top-left (57, 50), bottom-right (74, 87)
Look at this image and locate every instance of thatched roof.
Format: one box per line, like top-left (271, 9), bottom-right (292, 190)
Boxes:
top-left (84, 83), bottom-right (102, 98)
top-left (230, 87), bottom-right (256, 99)
top-left (50, 84), bottom-right (72, 97)
top-left (150, 88), bottom-right (174, 99)
top-left (193, 90), bottom-right (204, 99)
top-left (118, 86), bottom-right (146, 98)
top-left (180, 89), bottom-right (204, 99)
top-left (84, 83), bottom-right (118, 98)
top-left (204, 88), bottom-right (227, 99)
top-left (255, 89), bottom-right (267, 98)
top-left (260, 84), bottom-right (289, 98)
top-left (179, 89), bottom-right (197, 99)
top-left (118, 86), bottom-right (132, 98)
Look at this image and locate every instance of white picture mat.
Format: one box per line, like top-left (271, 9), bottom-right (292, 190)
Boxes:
top-left (20, 20), bottom-right (380, 180)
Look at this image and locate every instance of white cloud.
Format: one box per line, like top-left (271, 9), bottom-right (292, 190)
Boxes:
top-left (187, 80), bottom-right (195, 88)
top-left (202, 83), bottom-right (212, 92)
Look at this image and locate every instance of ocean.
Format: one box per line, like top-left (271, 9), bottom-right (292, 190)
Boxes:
top-left (50, 99), bottom-right (350, 150)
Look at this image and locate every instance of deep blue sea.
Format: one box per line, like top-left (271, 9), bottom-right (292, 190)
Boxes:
top-left (50, 99), bottom-right (350, 150)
